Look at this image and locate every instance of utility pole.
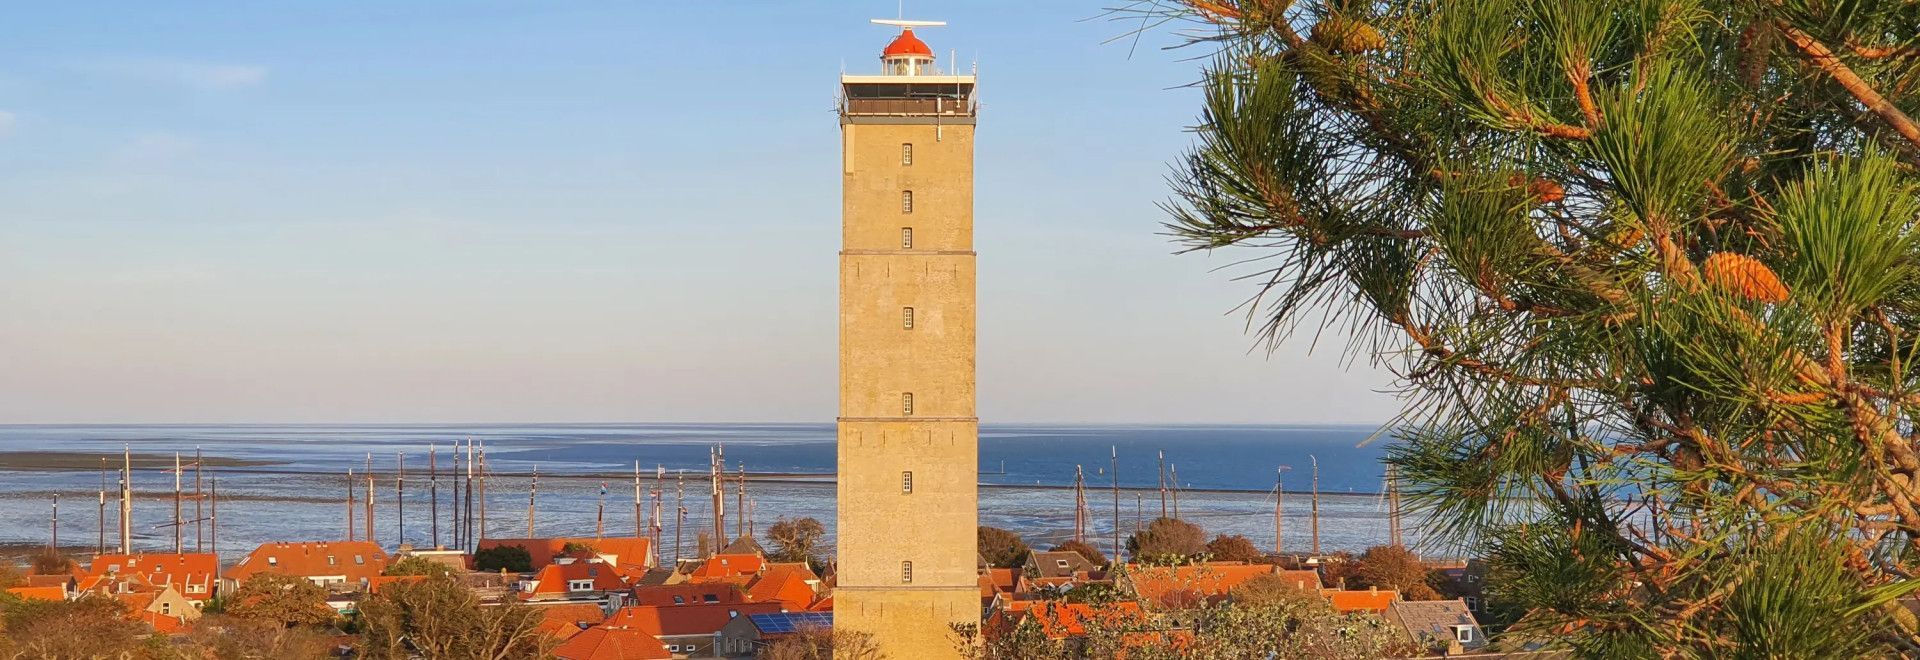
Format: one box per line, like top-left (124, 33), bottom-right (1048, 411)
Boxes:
top-left (1310, 455), bottom-right (1321, 556)
top-left (1157, 450), bottom-right (1167, 519)
top-left (209, 475), bottom-right (218, 590)
top-left (1110, 446), bottom-right (1120, 563)
top-left (430, 445), bottom-right (439, 549)
top-left (119, 445), bottom-right (132, 554)
top-left (634, 461), bottom-right (644, 539)
top-left (527, 466), bottom-right (539, 538)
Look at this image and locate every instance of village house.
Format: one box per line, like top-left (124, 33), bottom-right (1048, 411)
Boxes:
top-left (85, 553), bottom-right (219, 605)
top-left (1024, 550), bottom-right (1098, 580)
top-left (114, 584), bottom-right (198, 633)
top-left (603, 601), bottom-right (786, 657)
top-left (714, 611), bottom-right (832, 657)
top-left (1383, 599), bottom-right (1487, 654)
top-left (631, 581), bottom-right (747, 608)
top-left (520, 558), bottom-right (632, 604)
top-left (223, 541), bottom-right (389, 592)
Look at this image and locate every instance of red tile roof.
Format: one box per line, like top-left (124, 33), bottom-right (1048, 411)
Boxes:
top-left (534, 603), bottom-right (608, 641)
top-left (552, 625), bottom-right (672, 660)
top-left (630, 582), bottom-right (745, 607)
top-left (6, 585), bottom-right (65, 601)
top-left (987, 601), bottom-right (1145, 640)
top-left (979, 567), bottom-right (1016, 600)
top-left (135, 609), bottom-right (188, 635)
top-left (86, 553), bottom-right (219, 601)
top-left (226, 541), bottom-right (388, 586)
top-left (1275, 569), bottom-right (1324, 591)
top-left (687, 553), bottom-right (763, 581)
top-left (743, 563), bottom-right (819, 609)
top-left (806, 596), bottom-right (832, 612)
top-left (1126, 563), bottom-right (1282, 608)
top-left (367, 575), bottom-right (427, 594)
top-left (1322, 588), bottom-right (1400, 614)
top-left (605, 602), bottom-right (785, 637)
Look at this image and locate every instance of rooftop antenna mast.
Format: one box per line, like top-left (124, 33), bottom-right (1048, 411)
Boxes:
top-left (347, 467), bottom-right (357, 542)
top-left (1072, 465), bottom-right (1088, 544)
top-left (1157, 450), bottom-right (1168, 519)
top-left (193, 447), bottom-right (204, 553)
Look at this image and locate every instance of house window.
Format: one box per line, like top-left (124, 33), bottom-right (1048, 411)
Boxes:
top-left (902, 143), bottom-right (913, 165)
top-left (903, 307), bottom-right (914, 329)
top-left (902, 561), bottom-right (913, 583)
top-left (327, 556), bottom-right (337, 566)
top-left (266, 557), bottom-right (278, 566)
top-left (161, 602), bottom-right (171, 615)
top-left (729, 609), bottom-right (739, 618)
top-left (1464, 596), bottom-right (1479, 611)
top-left (902, 471), bottom-right (913, 494)
top-left (703, 594), bottom-right (718, 603)
top-left (568, 579), bottom-right (594, 591)
top-left (1057, 560), bottom-right (1069, 569)
top-left (354, 555), bottom-right (364, 565)
top-left (1454, 625), bottom-right (1474, 643)
top-left (901, 190), bottom-right (913, 214)
top-left (669, 645), bottom-right (680, 652)
top-left (672, 595), bottom-right (685, 605)
top-left (902, 393), bottom-right (913, 416)
top-left (901, 227), bottom-right (913, 249)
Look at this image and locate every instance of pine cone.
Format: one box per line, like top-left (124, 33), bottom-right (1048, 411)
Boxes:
top-left (1311, 16), bottom-right (1385, 54)
top-left (1702, 252), bottom-right (1789, 304)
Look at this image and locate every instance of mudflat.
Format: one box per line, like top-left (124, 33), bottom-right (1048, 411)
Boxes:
top-left (0, 452), bottom-right (279, 471)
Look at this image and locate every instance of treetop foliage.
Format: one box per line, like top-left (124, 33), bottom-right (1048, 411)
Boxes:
top-left (1139, 0), bottom-right (1920, 653)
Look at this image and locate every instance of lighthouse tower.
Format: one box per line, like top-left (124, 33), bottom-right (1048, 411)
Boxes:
top-left (835, 20), bottom-right (979, 658)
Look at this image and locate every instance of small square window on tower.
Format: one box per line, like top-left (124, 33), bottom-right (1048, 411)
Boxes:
top-left (903, 307), bottom-right (915, 329)
top-left (901, 190), bottom-right (913, 214)
top-left (902, 143), bottom-right (913, 165)
top-left (901, 227), bottom-right (913, 249)
top-left (902, 392), bottom-right (914, 416)
top-left (902, 561), bottom-right (914, 583)
top-left (902, 471), bottom-right (914, 494)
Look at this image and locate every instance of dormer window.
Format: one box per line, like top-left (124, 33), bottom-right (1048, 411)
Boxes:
top-left (1454, 625), bottom-right (1474, 643)
top-left (1057, 560), bottom-right (1069, 569)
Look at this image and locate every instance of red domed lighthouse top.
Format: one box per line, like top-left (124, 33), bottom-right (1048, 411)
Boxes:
top-left (882, 28), bottom-right (934, 59)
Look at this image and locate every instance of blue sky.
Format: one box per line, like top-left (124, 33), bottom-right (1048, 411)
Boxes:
top-left (0, 1), bottom-right (1400, 424)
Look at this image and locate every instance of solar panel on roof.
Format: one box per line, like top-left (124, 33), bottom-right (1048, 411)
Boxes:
top-left (748, 612), bottom-right (833, 634)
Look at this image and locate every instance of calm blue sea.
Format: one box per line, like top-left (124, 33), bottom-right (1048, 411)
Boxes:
top-left (0, 423), bottom-right (1431, 560)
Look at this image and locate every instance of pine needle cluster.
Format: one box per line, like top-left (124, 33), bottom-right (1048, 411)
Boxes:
top-left (1140, 0), bottom-right (1920, 654)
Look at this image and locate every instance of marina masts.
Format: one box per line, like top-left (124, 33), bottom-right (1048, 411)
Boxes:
top-left (1310, 455), bottom-right (1321, 556)
top-left (119, 445), bottom-right (131, 554)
